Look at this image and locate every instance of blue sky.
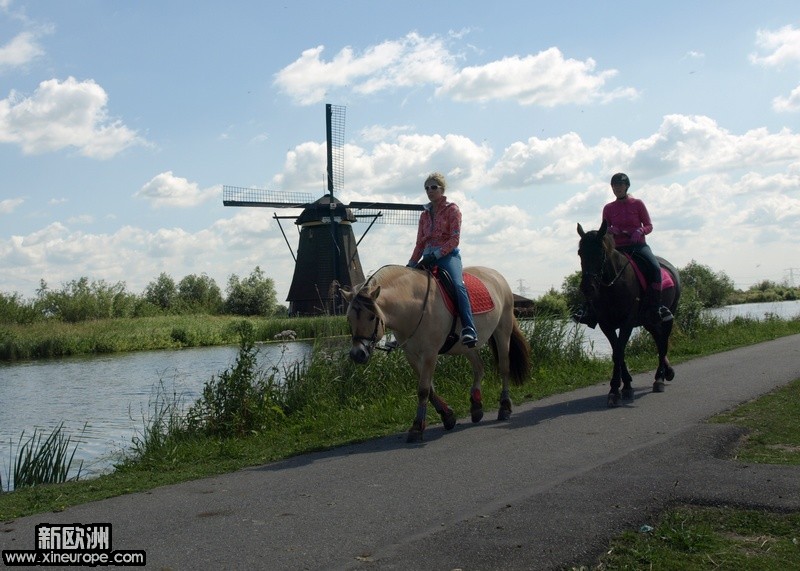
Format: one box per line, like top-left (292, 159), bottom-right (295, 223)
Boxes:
top-left (1, 0), bottom-right (799, 303)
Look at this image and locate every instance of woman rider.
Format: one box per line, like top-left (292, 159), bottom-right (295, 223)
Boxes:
top-left (573, 172), bottom-right (673, 326)
top-left (407, 172), bottom-right (478, 347)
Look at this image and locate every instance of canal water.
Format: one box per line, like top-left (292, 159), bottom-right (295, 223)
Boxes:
top-left (0, 341), bottom-right (313, 488)
top-left (580, 299), bottom-right (800, 358)
top-left (1, 300), bottom-right (798, 489)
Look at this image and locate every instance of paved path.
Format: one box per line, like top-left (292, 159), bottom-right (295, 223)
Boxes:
top-left (2, 335), bottom-right (799, 570)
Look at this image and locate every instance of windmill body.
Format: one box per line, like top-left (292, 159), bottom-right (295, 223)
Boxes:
top-left (223, 104), bottom-right (423, 316)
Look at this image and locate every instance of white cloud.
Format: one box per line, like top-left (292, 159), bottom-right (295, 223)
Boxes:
top-left (0, 76), bottom-right (145, 158)
top-left (750, 24), bottom-right (800, 68)
top-left (0, 30), bottom-right (45, 69)
top-left (773, 83), bottom-right (800, 112)
top-left (135, 172), bottom-right (220, 208)
top-left (0, 197), bottom-right (23, 214)
top-left (437, 48), bottom-right (638, 106)
top-left (275, 35), bottom-right (636, 108)
top-left (274, 33), bottom-right (458, 106)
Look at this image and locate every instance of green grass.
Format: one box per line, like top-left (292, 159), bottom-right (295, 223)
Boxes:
top-left (585, 506), bottom-right (800, 571)
top-left (580, 378), bottom-right (800, 570)
top-left (0, 314), bottom-right (349, 360)
top-left (1, 315), bottom-right (799, 525)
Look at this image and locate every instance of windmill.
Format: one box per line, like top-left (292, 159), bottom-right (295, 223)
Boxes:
top-left (223, 104), bottom-right (424, 316)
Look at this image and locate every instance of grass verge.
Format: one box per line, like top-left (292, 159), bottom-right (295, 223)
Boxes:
top-left (1, 316), bottom-right (799, 522)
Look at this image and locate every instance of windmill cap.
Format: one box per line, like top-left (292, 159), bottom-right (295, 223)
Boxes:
top-left (610, 172), bottom-right (630, 185)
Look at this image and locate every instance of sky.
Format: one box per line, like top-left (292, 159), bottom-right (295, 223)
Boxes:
top-left (1, 1), bottom-right (799, 305)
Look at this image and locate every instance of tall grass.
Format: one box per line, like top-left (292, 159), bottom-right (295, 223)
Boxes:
top-left (1, 423), bottom-right (85, 492)
top-left (0, 314), bottom-right (350, 361)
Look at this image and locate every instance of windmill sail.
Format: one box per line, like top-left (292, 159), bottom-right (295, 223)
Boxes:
top-left (223, 103), bottom-right (424, 316)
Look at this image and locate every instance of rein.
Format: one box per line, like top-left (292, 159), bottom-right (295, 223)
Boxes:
top-left (584, 245), bottom-right (630, 288)
top-left (351, 265), bottom-right (432, 354)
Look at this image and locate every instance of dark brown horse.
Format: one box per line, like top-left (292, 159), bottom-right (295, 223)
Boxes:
top-left (577, 220), bottom-right (680, 406)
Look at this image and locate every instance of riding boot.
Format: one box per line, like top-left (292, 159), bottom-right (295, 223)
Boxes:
top-left (645, 287), bottom-right (673, 323)
top-left (571, 302), bottom-right (597, 329)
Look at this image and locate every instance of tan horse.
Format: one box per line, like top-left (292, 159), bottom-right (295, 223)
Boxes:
top-left (341, 264), bottom-right (531, 442)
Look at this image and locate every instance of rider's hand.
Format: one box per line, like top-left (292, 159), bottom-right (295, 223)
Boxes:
top-left (418, 254), bottom-right (436, 269)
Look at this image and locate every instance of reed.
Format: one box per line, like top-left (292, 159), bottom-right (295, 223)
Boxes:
top-left (1, 423), bottom-right (84, 492)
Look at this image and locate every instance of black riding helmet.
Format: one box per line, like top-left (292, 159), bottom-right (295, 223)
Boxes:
top-left (610, 172), bottom-right (630, 186)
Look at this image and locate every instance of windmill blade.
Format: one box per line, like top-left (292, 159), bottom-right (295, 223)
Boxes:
top-left (348, 201), bottom-right (424, 212)
top-left (349, 202), bottom-right (424, 225)
top-left (351, 209), bottom-right (421, 225)
top-left (223, 185), bottom-right (315, 208)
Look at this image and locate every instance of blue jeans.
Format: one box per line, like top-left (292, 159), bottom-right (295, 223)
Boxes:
top-left (430, 249), bottom-right (476, 332)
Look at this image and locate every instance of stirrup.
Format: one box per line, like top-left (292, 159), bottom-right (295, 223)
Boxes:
top-left (461, 327), bottom-right (477, 348)
top-left (658, 306), bottom-right (673, 322)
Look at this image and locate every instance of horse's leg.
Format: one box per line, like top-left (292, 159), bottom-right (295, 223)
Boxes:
top-left (617, 325), bottom-right (635, 401)
top-left (600, 324), bottom-right (623, 407)
top-left (406, 355), bottom-right (437, 443)
top-left (649, 320), bottom-right (675, 392)
top-left (463, 350), bottom-right (485, 423)
top-left (429, 386), bottom-right (457, 430)
top-left (491, 327), bottom-right (514, 422)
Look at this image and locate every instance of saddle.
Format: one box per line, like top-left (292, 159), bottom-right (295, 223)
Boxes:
top-left (430, 267), bottom-right (494, 354)
top-left (621, 252), bottom-right (675, 291)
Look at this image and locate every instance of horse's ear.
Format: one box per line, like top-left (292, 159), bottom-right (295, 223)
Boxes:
top-left (369, 285), bottom-right (381, 301)
top-left (577, 223), bottom-right (585, 237)
top-left (340, 287), bottom-right (353, 303)
top-left (599, 218), bottom-right (608, 236)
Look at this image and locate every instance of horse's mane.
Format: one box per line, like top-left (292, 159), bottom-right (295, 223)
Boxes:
top-left (580, 229), bottom-right (616, 253)
top-left (602, 232), bottom-right (616, 254)
top-left (350, 265), bottom-right (406, 314)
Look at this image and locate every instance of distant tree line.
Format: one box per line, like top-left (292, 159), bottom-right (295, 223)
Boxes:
top-left (532, 260), bottom-right (799, 317)
top-left (0, 266), bottom-right (285, 325)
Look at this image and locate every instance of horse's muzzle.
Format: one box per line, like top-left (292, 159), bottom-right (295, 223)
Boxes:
top-left (349, 342), bottom-right (371, 364)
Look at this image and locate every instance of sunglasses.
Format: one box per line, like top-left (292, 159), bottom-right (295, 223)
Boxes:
top-left (425, 185), bottom-right (441, 191)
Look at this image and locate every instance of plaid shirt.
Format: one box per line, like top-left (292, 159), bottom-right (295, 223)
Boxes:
top-left (410, 197), bottom-right (462, 262)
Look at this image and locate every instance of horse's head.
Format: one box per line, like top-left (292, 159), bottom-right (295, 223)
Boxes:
top-left (576, 219), bottom-right (613, 299)
top-left (340, 282), bottom-right (386, 364)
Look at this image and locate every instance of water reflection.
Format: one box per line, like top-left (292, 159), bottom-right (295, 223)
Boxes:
top-left (0, 342), bottom-right (312, 486)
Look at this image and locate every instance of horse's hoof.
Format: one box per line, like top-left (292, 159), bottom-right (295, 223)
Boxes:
top-left (406, 428), bottom-right (424, 443)
top-left (653, 380), bottom-right (665, 393)
top-left (470, 396), bottom-right (484, 423)
top-left (497, 399), bottom-right (512, 421)
top-left (607, 392), bottom-right (620, 407)
top-left (442, 410), bottom-right (457, 430)
top-left (621, 387), bottom-right (634, 400)
top-left (665, 366), bottom-right (675, 381)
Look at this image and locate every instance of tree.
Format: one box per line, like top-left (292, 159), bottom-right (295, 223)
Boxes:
top-left (177, 273), bottom-right (223, 314)
top-left (560, 271), bottom-right (584, 312)
top-left (144, 273), bottom-right (177, 312)
top-left (224, 266), bottom-right (278, 316)
top-left (678, 261), bottom-right (735, 308)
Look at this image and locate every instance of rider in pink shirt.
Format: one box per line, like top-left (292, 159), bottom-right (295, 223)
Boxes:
top-left (574, 172), bottom-right (673, 326)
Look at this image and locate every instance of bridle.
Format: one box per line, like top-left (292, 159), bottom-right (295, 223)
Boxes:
top-left (349, 265), bottom-right (433, 355)
top-left (581, 239), bottom-right (630, 289)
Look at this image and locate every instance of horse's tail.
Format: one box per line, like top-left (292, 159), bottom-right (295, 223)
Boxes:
top-left (488, 319), bottom-right (531, 386)
top-left (508, 319), bottom-right (532, 385)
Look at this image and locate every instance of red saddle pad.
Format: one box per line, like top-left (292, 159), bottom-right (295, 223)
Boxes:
top-left (437, 271), bottom-right (495, 315)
